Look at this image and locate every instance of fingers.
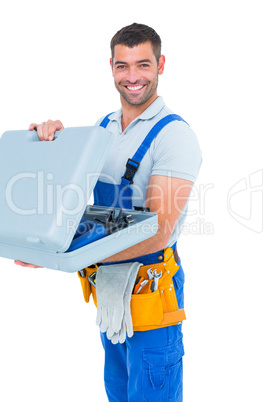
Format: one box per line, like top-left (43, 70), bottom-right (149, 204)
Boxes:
top-left (14, 260), bottom-right (43, 268)
top-left (37, 120), bottom-right (53, 141)
top-left (29, 123), bottom-right (38, 131)
top-left (28, 119), bottom-right (64, 141)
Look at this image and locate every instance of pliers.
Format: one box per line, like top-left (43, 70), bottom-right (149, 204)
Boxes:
top-left (133, 276), bottom-right (148, 294)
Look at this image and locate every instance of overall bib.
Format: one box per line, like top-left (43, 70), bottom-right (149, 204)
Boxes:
top-left (94, 114), bottom-right (186, 402)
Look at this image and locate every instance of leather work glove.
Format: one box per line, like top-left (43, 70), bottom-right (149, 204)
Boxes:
top-left (96, 262), bottom-right (142, 344)
top-left (106, 264), bottom-right (140, 344)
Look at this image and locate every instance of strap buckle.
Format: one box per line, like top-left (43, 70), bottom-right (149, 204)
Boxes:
top-left (121, 158), bottom-right (140, 185)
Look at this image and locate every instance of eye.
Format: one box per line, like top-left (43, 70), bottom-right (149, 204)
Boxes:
top-left (116, 65), bottom-right (126, 70)
top-left (140, 64), bottom-right (150, 68)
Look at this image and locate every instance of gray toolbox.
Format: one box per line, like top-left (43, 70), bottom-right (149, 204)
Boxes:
top-left (0, 126), bottom-right (158, 273)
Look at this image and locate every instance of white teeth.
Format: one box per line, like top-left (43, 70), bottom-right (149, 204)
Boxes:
top-left (127, 85), bottom-right (144, 91)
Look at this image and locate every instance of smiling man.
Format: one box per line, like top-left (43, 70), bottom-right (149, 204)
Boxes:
top-left (17, 23), bottom-right (202, 401)
top-left (111, 41), bottom-right (163, 105)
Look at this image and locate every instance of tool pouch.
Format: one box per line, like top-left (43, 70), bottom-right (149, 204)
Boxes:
top-left (78, 248), bottom-right (186, 332)
top-left (77, 265), bottom-right (98, 306)
top-left (131, 247), bottom-right (186, 331)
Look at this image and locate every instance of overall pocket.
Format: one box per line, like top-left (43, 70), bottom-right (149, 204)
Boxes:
top-left (142, 338), bottom-right (184, 401)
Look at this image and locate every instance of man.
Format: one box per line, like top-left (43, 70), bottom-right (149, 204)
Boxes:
top-left (15, 23), bottom-right (202, 401)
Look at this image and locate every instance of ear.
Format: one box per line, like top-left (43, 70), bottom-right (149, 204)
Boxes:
top-left (158, 55), bottom-right (165, 75)
top-left (110, 58), bottom-right (114, 76)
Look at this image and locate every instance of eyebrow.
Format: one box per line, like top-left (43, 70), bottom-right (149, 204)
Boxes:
top-left (114, 59), bottom-right (152, 65)
top-left (137, 59), bottom-right (152, 64)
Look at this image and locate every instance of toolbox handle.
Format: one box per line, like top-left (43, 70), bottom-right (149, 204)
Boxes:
top-left (26, 130), bottom-right (61, 142)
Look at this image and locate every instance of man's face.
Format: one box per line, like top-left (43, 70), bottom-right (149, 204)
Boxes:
top-left (110, 42), bottom-right (165, 106)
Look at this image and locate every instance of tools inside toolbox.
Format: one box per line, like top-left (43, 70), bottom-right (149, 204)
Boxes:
top-left (67, 207), bottom-right (135, 252)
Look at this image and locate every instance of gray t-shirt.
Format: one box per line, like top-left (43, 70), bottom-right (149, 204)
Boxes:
top-left (95, 96), bottom-right (202, 247)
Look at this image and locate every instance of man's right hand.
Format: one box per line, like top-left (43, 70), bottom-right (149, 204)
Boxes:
top-left (29, 119), bottom-right (64, 141)
top-left (14, 260), bottom-right (43, 269)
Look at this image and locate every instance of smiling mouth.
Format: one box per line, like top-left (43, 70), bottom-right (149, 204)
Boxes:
top-left (125, 85), bottom-right (145, 92)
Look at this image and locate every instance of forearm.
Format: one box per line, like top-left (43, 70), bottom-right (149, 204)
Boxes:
top-left (100, 229), bottom-right (166, 263)
top-left (100, 175), bottom-right (193, 263)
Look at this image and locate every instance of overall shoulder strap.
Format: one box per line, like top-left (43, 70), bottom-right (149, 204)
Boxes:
top-left (99, 112), bottom-right (114, 128)
top-left (121, 114), bottom-right (188, 186)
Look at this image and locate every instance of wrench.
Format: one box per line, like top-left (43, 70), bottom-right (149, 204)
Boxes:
top-left (147, 268), bottom-right (154, 280)
top-left (147, 268), bottom-right (162, 291)
top-left (151, 270), bottom-right (162, 291)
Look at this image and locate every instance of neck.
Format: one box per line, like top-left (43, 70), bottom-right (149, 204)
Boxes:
top-left (121, 93), bottom-right (158, 131)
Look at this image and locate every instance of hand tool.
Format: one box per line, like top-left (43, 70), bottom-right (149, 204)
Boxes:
top-left (148, 279), bottom-right (155, 293)
top-left (151, 269), bottom-right (162, 291)
top-left (94, 208), bottom-right (134, 234)
top-left (147, 268), bottom-right (156, 293)
top-left (133, 276), bottom-right (148, 294)
top-left (67, 209), bottom-right (135, 252)
top-left (79, 268), bottom-right (86, 278)
top-left (147, 268), bottom-right (154, 280)
top-left (87, 271), bottom-right (96, 288)
top-left (147, 268), bottom-right (162, 292)
top-left (133, 276), bottom-right (143, 294)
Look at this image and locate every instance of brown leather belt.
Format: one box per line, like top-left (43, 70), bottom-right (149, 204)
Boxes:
top-left (174, 248), bottom-right (179, 263)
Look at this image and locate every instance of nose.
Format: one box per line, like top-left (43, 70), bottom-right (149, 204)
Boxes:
top-left (126, 66), bottom-right (140, 84)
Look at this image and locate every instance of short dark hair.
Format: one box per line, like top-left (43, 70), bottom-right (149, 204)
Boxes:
top-left (110, 23), bottom-right (162, 62)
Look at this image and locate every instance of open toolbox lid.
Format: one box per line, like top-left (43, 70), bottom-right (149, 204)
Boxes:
top-left (0, 126), bottom-right (115, 253)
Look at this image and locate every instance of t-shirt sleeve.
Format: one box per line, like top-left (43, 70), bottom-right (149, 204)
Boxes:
top-left (151, 121), bottom-right (202, 183)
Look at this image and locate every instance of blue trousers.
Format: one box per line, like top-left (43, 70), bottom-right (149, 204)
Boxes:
top-left (100, 249), bottom-right (185, 402)
top-left (100, 322), bottom-right (184, 401)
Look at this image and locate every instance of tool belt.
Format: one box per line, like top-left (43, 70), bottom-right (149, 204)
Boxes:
top-left (77, 247), bottom-right (186, 332)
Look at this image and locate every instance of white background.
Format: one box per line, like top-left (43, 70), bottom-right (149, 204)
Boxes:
top-left (0, 1), bottom-right (267, 401)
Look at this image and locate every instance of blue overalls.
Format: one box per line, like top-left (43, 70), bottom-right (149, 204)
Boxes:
top-left (94, 114), bottom-right (186, 402)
